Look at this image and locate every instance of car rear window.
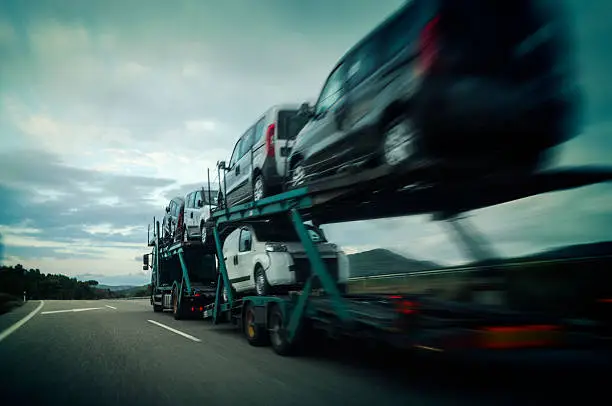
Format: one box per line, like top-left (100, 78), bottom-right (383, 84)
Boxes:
top-left (277, 110), bottom-right (309, 140)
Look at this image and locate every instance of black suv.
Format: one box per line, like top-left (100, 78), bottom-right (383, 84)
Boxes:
top-left (288, 0), bottom-right (580, 187)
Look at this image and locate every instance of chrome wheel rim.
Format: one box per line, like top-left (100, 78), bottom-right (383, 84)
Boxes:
top-left (255, 271), bottom-right (266, 295)
top-left (253, 177), bottom-right (264, 201)
top-left (384, 120), bottom-right (415, 166)
top-left (292, 165), bottom-right (306, 186)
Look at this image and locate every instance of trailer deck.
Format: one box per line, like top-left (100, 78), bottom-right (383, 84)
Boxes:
top-left (202, 165), bottom-right (612, 355)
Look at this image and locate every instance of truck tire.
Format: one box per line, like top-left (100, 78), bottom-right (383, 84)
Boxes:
top-left (268, 304), bottom-right (299, 356)
top-left (172, 288), bottom-right (183, 320)
top-left (243, 302), bottom-right (268, 346)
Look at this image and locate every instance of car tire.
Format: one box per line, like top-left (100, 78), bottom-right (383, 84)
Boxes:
top-left (290, 160), bottom-right (307, 188)
top-left (254, 265), bottom-right (271, 296)
top-left (253, 173), bottom-right (266, 201)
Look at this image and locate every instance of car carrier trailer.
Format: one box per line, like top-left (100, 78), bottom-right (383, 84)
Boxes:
top-left (145, 220), bottom-right (218, 319)
top-left (202, 165), bottom-right (612, 356)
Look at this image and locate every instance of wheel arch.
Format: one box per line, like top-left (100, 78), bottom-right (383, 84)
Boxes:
top-left (378, 100), bottom-right (410, 131)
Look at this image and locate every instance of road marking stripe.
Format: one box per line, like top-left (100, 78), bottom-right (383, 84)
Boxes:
top-left (41, 307), bottom-right (103, 315)
top-left (105, 305), bottom-right (117, 310)
top-left (147, 320), bottom-right (201, 342)
top-left (0, 300), bottom-right (45, 343)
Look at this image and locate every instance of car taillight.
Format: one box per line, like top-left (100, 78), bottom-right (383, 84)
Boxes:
top-left (418, 15), bottom-right (440, 74)
top-left (265, 124), bottom-right (275, 157)
top-left (388, 295), bottom-right (418, 315)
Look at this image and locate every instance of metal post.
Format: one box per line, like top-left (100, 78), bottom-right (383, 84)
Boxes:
top-left (212, 225), bottom-right (232, 324)
top-left (289, 209), bottom-right (349, 322)
top-left (177, 249), bottom-right (192, 294)
top-left (207, 168), bottom-right (212, 208)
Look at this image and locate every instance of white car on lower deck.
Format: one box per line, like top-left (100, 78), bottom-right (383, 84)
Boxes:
top-left (222, 221), bottom-right (349, 296)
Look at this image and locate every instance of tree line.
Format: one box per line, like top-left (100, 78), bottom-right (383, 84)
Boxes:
top-left (0, 264), bottom-right (150, 300)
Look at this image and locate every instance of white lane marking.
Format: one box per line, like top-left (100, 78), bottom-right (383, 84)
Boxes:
top-left (147, 320), bottom-right (201, 342)
top-left (105, 305), bottom-right (117, 310)
top-left (41, 307), bottom-right (104, 315)
top-left (0, 300), bottom-right (45, 343)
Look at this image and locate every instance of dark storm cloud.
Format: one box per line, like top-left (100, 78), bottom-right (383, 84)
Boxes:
top-left (0, 150), bottom-right (175, 255)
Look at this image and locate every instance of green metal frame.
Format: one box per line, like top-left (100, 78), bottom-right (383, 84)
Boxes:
top-left (209, 191), bottom-right (352, 343)
top-left (212, 225), bottom-right (233, 324)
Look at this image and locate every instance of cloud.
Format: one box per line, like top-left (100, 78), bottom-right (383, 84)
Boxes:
top-left (0, 0), bottom-right (611, 278)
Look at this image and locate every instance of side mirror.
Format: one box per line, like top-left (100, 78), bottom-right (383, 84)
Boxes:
top-left (298, 102), bottom-right (314, 118)
top-left (143, 254), bottom-right (149, 270)
top-left (165, 206), bottom-right (170, 213)
top-left (197, 199), bottom-right (203, 208)
top-left (217, 161), bottom-right (227, 171)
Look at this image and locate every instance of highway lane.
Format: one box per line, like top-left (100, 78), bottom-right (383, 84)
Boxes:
top-left (0, 300), bottom-right (606, 406)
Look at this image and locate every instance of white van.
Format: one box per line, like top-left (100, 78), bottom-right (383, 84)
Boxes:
top-left (182, 187), bottom-right (218, 243)
top-left (221, 221), bottom-right (349, 296)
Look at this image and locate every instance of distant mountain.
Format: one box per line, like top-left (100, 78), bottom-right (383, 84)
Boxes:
top-left (518, 241), bottom-right (612, 261)
top-left (96, 285), bottom-right (137, 292)
top-left (348, 249), bottom-right (440, 277)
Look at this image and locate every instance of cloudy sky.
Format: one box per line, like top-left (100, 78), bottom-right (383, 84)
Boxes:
top-left (0, 0), bottom-right (610, 285)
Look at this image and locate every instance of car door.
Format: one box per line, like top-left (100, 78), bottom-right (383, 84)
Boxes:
top-left (224, 137), bottom-right (243, 206)
top-left (236, 227), bottom-right (255, 291)
top-left (300, 62), bottom-right (348, 176)
top-left (184, 192), bottom-right (194, 233)
top-left (192, 190), bottom-right (203, 227)
top-left (222, 229), bottom-right (240, 287)
top-left (234, 126), bottom-right (255, 203)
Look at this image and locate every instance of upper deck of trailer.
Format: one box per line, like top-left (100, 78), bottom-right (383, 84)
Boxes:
top-left (211, 166), bottom-right (612, 226)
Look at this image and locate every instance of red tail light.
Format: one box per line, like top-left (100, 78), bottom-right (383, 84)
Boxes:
top-left (199, 306), bottom-right (203, 311)
top-left (388, 295), bottom-right (418, 315)
top-left (265, 124), bottom-right (276, 157)
top-left (418, 15), bottom-right (440, 74)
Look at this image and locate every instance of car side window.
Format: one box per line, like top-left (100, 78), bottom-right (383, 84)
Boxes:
top-left (194, 191), bottom-right (202, 207)
top-left (239, 228), bottom-right (252, 252)
top-left (253, 118), bottom-right (266, 146)
top-left (186, 193), bottom-right (193, 209)
top-left (347, 39), bottom-right (379, 88)
top-left (229, 138), bottom-right (242, 168)
top-left (315, 63), bottom-right (346, 116)
top-left (382, 5), bottom-right (416, 61)
top-left (240, 127), bottom-right (255, 159)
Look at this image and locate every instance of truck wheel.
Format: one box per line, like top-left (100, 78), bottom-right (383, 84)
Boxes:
top-left (243, 302), bottom-right (268, 346)
top-left (268, 304), bottom-right (299, 356)
top-left (172, 288), bottom-right (182, 320)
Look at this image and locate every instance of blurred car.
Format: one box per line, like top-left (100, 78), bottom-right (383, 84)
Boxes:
top-left (288, 0), bottom-right (580, 187)
top-left (182, 187), bottom-right (218, 244)
top-left (222, 221), bottom-right (349, 296)
top-left (162, 196), bottom-right (185, 244)
top-left (217, 104), bottom-right (309, 208)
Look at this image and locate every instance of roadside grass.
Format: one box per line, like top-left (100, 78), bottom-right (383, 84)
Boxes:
top-left (0, 293), bottom-right (23, 315)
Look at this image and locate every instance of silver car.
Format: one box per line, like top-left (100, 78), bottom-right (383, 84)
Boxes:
top-left (217, 104), bottom-right (309, 208)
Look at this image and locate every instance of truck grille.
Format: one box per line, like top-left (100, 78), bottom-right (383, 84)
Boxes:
top-left (291, 256), bottom-right (339, 289)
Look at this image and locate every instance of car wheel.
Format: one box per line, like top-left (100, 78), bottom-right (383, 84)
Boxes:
top-left (253, 174), bottom-right (266, 201)
top-left (382, 117), bottom-right (417, 166)
top-left (254, 265), bottom-right (271, 296)
top-left (200, 222), bottom-right (207, 244)
top-left (290, 161), bottom-right (307, 187)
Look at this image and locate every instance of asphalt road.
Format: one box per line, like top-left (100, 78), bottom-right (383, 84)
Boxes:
top-left (0, 300), bottom-right (607, 406)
